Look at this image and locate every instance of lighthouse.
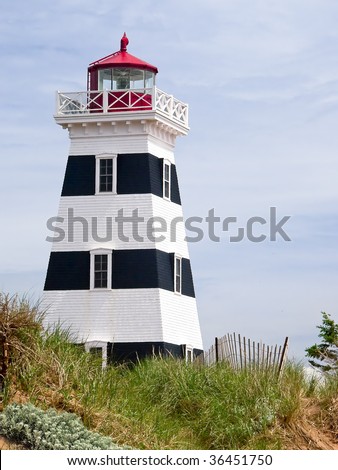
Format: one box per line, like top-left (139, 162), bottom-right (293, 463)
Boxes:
top-left (42, 34), bottom-right (203, 364)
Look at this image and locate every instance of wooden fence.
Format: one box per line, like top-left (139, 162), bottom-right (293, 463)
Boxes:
top-left (198, 333), bottom-right (288, 376)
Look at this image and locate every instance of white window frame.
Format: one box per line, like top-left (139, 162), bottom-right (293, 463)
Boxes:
top-left (84, 341), bottom-right (108, 369)
top-left (90, 248), bottom-right (112, 290)
top-left (174, 254), bottom-right (182, 295)
top-left (185, 345), bottom-right (193, 363)
top-left (163, 160), bottom-right (171, 201)
top-left (95, 153), bottom-right (117, 195)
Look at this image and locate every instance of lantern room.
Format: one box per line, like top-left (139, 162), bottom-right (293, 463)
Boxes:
top-left (88, 33), bottom-right (158, 92)
top-left (56, 33), bottom-right (188, 127)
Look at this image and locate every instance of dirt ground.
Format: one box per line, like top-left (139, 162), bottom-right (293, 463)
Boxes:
top-left (0, 435), bottom-right (23, 450)
top-left (282, 399), bottom-right (338, 450)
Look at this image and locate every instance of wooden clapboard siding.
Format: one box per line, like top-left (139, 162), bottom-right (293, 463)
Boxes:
top-left (61, 153), bottom-right (180, 203)
top-left (42, 287), bottom-right (203, 349)
top-left (68, 127), bottom-right (176, 165)
top-left (44, 249), bottom-right (195, 298)
top-left (159, 289), bottom-right (203, 349)
top-left (49, 194), bottom-right (190, 256)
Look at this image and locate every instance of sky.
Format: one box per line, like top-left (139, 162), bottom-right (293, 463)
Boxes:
top-left (0, 0), bottom-right (338, 362)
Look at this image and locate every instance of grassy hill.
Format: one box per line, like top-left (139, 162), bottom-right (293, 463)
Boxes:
top-left (1, 293), bottom-right (337, 450)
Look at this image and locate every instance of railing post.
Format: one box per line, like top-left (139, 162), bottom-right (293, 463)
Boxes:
top-left (55, 91), bottom-right (60, 115)
top-left (103, 90), bottom-right (108, 113)
top-left (169, 95), bottom-right (174, 119)
top-left (152, 86), bottom-right (156, 111)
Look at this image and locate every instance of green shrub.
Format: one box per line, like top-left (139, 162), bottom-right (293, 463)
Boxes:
top-left (0, 403), bottom-right (128, 450)
top-left (306, 312), bottom-right (338, 374)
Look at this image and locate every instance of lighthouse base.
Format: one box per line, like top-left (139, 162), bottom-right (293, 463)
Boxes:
top-left (106, 341), bottom-right (203, 363)
top-left (83, 340), bottom-right (203, 365)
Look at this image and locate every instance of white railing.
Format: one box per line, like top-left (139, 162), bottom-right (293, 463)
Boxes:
top-left (154, 88), bottom-right (189, 126)
top-left (55, 87), bottom-right (188, 127)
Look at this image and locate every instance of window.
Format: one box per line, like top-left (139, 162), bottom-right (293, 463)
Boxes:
top-left (163, 161), bottom-right (171, 200)
top-left (85, 341), bottom-right (108, 369)
top-left (89, 347), bottom-right (103, 365)
top-left (113, 68), bottom-right (130, 90)
top-left (186, 346), bottom-right (193, 363)
top-left (100, 159), bottom-right (113, 192)
top-left (174, 255), bottom-right (182, 294)
top-left (98, 68), bottom-right (155, 91)
top-left (94, 254), bottom-right (108, 288)
top-left (90, 249), bottom-right (112, 290)
top-left (98, 69), bottom-right (113, 90)
top-left (96, 154), bottom-right (117, 194)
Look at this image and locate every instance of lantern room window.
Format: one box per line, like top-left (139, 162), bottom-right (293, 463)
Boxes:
top-left (98, 68), bottom-right (155, 90)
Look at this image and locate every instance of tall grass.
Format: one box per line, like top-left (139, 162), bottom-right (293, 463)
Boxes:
top-left (4, 330), bottom-right (311, 449)
top-left (1, 292), bottom-right (337, 449)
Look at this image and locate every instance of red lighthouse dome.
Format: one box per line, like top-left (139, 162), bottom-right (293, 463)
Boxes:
top-left (55, 34), bottom-right (188, 126)
top-left (87, 33), bottom-right (158, 92)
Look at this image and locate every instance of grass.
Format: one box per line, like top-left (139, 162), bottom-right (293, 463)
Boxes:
top-left (1, 293), bottom-right (337, 449)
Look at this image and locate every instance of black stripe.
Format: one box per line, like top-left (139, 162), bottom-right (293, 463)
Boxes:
top-left (61, 155), bottom-right (96, 196)
top-left (44, 249), bottom-right (195, 297)
top-left (182, 257), bottom-right (195, 297)
top-left (170, 163), bottom-right (181, 205)
top-left (60, 153), bottom-right (181, 204)
top-left (107, 341), bottom-right (203, 363)
top-left (112, 249), bottom-right (174, 291)
top-left (117, 153), bottom-right (163, 197)
top-left (44, 251), bottom-right (90, 290)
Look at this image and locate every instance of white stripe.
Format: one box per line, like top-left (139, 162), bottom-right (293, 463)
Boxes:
top-left (42, 288), bottom-right (203, 349)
